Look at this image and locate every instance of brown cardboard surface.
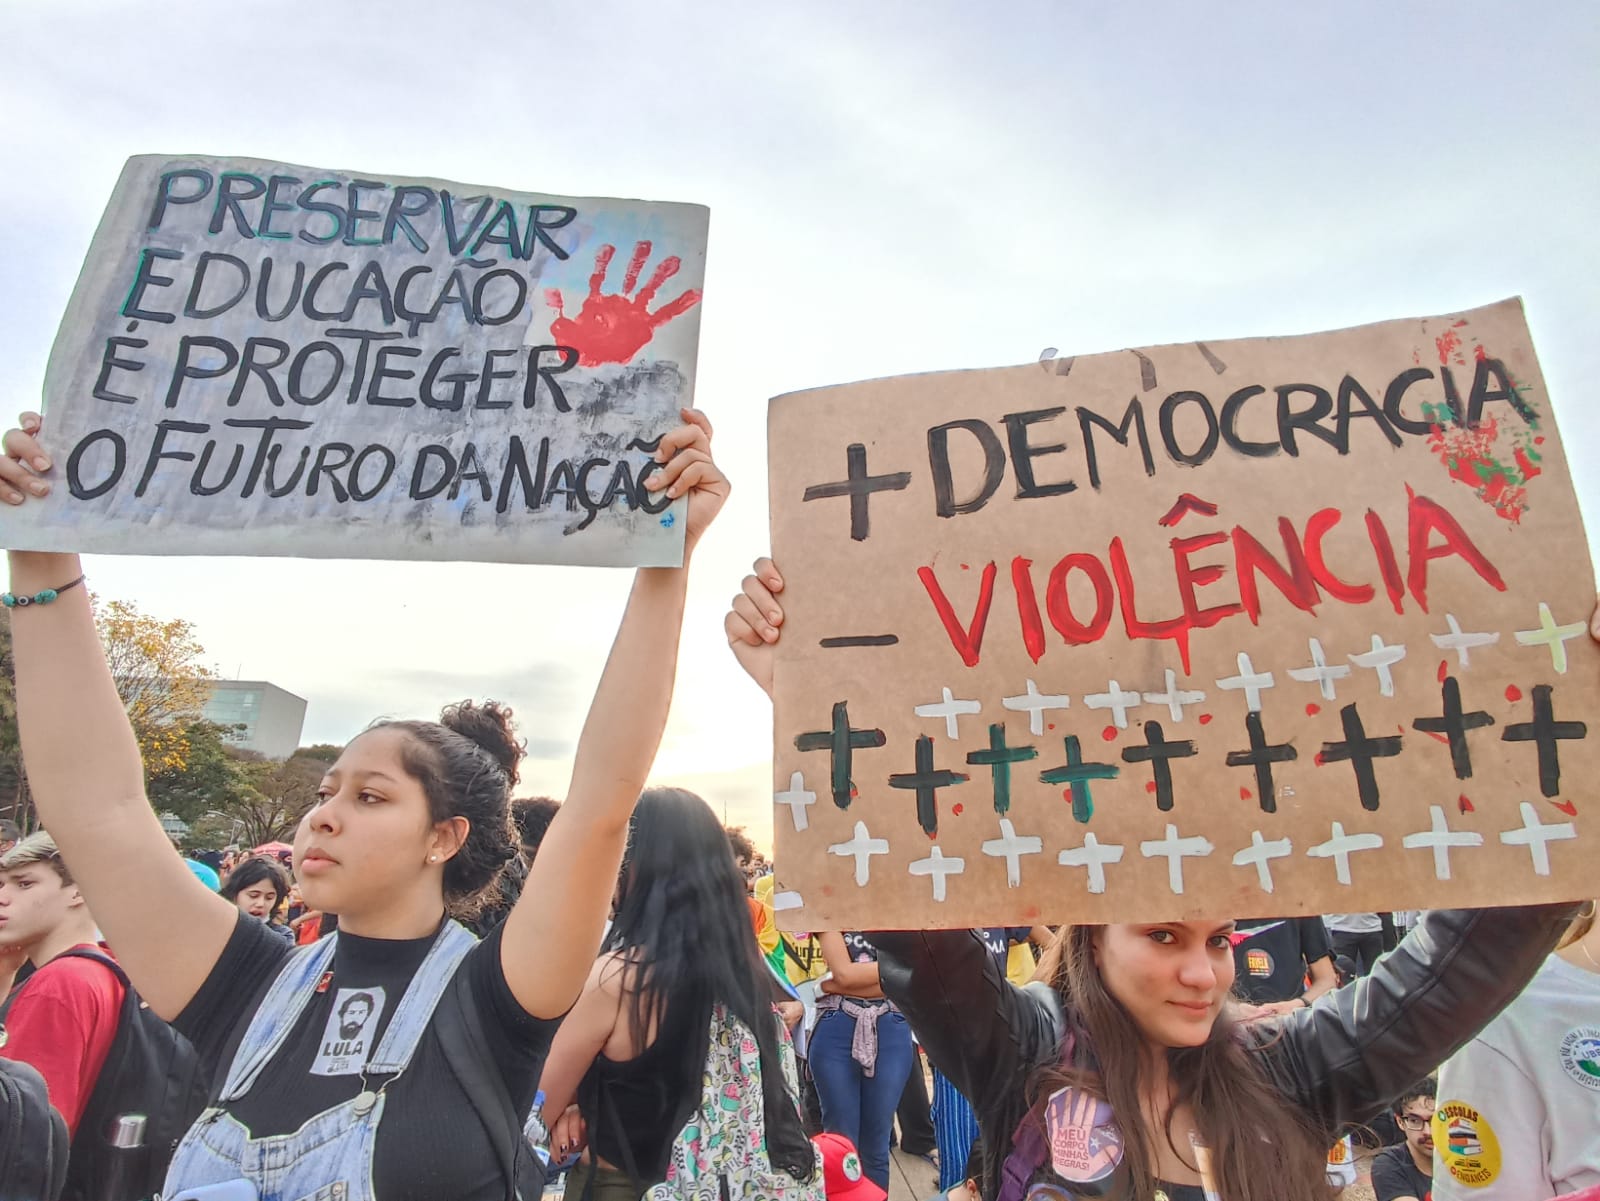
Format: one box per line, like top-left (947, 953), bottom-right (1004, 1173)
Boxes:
top-left (768, 299), bottom-right (1597, 930)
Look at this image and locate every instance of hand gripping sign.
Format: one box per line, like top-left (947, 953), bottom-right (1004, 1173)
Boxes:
top-left (12, 155), bottom-right (710, 567)
top-left (768, 299), bottom-right (1597, 929)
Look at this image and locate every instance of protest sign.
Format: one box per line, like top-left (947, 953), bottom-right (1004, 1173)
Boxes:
top-left (11, 155), bottom-right (709, 566)
top-left (768, 299), bottom-right (1597, 929)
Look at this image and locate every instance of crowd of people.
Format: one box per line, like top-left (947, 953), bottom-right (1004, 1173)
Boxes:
top-left (0, 407), bottom-right (1597, 1201)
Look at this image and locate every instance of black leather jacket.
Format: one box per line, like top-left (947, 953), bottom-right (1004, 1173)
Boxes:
top-left (873, 904), bottom-right (1579, 1200)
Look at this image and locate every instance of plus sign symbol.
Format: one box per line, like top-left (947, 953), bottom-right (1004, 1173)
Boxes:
top-left (1501, 684), bottom-right (1588, 797)
top-left (794, 701), bottom-right (886, 810)
top-left (801, 443), bottom-right (912, 542)
top-left (965, 724), bottom-right (1038, 815)
top-left (1411, 676), bottom-right (1495, 780)
top-left (1318, 703), bottom-right (1402, 811)
top-left (888, 736), bottom-right (971, 836)
top-left (1120, 722), bottom-right (1198, 813)
top-left (1039, 735), bottom-right (1121, 824)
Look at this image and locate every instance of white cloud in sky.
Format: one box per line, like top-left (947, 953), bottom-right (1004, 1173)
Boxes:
top-left (2, 0), bottom-right (1596, 850)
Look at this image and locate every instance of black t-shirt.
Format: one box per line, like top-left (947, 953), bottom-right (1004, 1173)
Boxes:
top-left (977, 927), bottom-right (1034, 976)
top-left (1230, 917), bottom-right (1331, 1004)
top-left (841, 931), bottom-right (878, 963)
top-left (176, 912), bottom-right (559, 1201)
top-left (1370, 1143), bottom-right (1432, 1201)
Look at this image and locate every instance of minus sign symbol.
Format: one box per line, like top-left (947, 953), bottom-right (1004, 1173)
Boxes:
top-left (819, 635), bottom-right (900, 649)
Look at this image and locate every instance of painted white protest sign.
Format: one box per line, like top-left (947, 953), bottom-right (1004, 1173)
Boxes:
top-left (10, 155), bottom-right (710, 566)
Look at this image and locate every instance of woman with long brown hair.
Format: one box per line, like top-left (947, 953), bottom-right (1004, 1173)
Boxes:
top-left (725, 557), bottom-right (1595, 1201)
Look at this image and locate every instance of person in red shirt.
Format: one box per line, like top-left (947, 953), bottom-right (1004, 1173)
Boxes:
top-left (0, 831), bottom-right (123, 1136)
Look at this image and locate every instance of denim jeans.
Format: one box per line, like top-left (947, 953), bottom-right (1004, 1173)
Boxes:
top-left (807, 1007), bottom-right (913, 1190)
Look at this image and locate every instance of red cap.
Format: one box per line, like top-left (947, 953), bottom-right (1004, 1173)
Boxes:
top-left (812, 1133), bottom-right (887, 1201)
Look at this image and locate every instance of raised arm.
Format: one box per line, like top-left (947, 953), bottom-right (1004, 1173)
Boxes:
top-left (872, 928), bottom-right (1061, 1120)
top-left (500, 409), bottom-right (729, 1019)
top-left (1258, 901), bottom-right (1582, 1136)
top-left (4, 414), bottom-right (236, 1020)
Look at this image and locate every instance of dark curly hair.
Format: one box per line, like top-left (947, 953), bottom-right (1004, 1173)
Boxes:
top-left (373, 700), bottom-right (525, 918)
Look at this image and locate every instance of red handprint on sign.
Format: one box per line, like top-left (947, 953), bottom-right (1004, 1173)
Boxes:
top-left (545, 241), bottom-right (703, 367)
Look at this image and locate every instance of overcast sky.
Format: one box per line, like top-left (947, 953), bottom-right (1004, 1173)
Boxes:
top-left (3, 1), bottom-right (1596, 848)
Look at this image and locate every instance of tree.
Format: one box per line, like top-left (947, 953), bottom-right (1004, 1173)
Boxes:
top-left (186, 746), bottom-right (338, 851)
top-left (0, 612), bottom-right (27, 830)
top-left (146, 719), bottom-right (251, 826)
top-left (97, 597), bottom-right (216, 777)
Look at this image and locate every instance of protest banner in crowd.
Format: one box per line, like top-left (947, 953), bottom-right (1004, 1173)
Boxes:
top-left (11, 154), bottom-right (709, 566)
top-left (768, 298), bottom-right (1597, 928)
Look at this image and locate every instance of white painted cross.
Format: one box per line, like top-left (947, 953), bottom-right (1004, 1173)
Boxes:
top-left (1143, 668), bottom-right (1207, 722)
top-left (1232, 830), bottom-right (1293, 894)
top-left (1306, 822), bottom-right (1385, 886)
top-left (1401, 804), bottom-right (1484, 880)
top-left (1139, 823), bottom-right (1215, 895)
top-left (1216, 652), bottom-right (1275, 712)
top-left (828, 820), bottom-right (890, 887)
top-left (908, 846), bottom-right (966, 902)
top-left (1287, 638), bottom-right (1351, 700)
top-left (773, 891), bottom-right (805, 912)
top-left (774, 771), bottom-right (816, 832)
top-left (914, 687), bottom-right (983, 738)
top-left (1514, 602), bottom-right (1587, 674)
top-left (1348, 633), bottom-right (1407, 697)
top-left (1499, 800), bottom-right (1577, 876)
top-left (1002, 679), bottom-right (1071, 736)
top-left (1430, 613), bottom-right (1500, 669)
top-left (1057, 833), bottom-right (1124, 895)
top-left (1084, 679), bottom-right (1142, 729)
top-left (981, 818), bottom-right (1044, 887)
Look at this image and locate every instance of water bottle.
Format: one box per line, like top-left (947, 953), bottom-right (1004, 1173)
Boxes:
top-left (100, 1113), bottom-right (148, 1201)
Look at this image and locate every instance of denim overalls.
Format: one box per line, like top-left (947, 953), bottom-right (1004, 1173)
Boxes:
top-left (164, 920), bottom-right (477, 1201)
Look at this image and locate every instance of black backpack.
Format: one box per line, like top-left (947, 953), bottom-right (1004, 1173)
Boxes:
top-left (435, 963), bottom-right (547, 1201)
top-left (0, 1055), bottom-right (69, 1200)
top-left (0, 949), bottom-right (209, 1201)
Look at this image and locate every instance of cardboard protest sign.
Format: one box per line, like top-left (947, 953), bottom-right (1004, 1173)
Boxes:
top-left (12, 155), bottom-right (708, 566)
top-left (768, 299), bottom-right (1597, 930)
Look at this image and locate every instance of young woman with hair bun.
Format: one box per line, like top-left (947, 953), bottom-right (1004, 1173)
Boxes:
top-left (1, 406), bottom-right (729, 1201)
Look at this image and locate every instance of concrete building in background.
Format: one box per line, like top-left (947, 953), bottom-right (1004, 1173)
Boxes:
top-left (202, 680), bottom-right (307, 760)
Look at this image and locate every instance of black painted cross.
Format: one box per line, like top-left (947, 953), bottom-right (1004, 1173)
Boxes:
top-left (1119, 722), bottom-right (1197, 813)
top-left (794, 701), bottom-right (886, 810)
top-left (1039, 735), bottom-right (1121, 824)
top-left (1319, 703), bottom-right (1402, 811)
top-left (801, 443), bottom-right (912, 542)
top-left (1224, 712), bottom-right (1298, 814)
top-left (1412, 676), bottom-right (1495, 780)
top-left (965, 724), bottom-right (1038, 815)
top-left (1501, 684), bottom-right (1587, 798)
top-left (888, 735), bottom-right (971, 836)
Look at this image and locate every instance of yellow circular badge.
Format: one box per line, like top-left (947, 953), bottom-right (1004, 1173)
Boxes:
top-left (1433, 1100), bottom-right (1502, 1188)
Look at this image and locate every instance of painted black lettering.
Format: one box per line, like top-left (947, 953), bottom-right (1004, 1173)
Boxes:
top-left (66, 429), bottom-right (126, 500)
top-left (93, 337), bottom-right (146, 405)
top-left (1002, 407), bottom-right (1077, 499)
top-left (1078, 398), bottom-right (1155, 489)
top-left (1158, 390), bottom-right (1220, 466)
top-left (121, 248), bottom-right (183, 324)
top-left (928, 419), bottom-right (1004, 517)
top-left (226, 338), bottom-right (290, 407)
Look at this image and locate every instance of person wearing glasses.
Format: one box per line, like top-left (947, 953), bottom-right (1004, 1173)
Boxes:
top-left (1370, 1080), bottom-right (1436, 1201)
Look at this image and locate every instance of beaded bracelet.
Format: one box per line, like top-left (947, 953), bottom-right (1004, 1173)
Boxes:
top-left (1, 574), bottom-right (86, 609)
